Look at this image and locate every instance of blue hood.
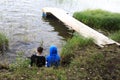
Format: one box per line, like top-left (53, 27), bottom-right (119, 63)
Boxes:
top-left (46, 45), bottom-right (60, 67)
top-left (50, 45), bottom-right (58, 56)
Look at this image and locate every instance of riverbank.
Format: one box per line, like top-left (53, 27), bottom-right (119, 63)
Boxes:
top-left (0, 10), bottom-right (120, 80)
top-left (0, 35), bottom-right (120, 80)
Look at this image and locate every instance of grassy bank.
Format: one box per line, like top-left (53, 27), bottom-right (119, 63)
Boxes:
top-left (61, 33), bottom-right (94, 66)
top-left (109, 30), bottom-right (120, 42)
top-left (0, 33), bottom-right (9, 53)
top-left (0, 34), bottom-right (119, 80)
top-left (73, 9), bottom-right (120, 32)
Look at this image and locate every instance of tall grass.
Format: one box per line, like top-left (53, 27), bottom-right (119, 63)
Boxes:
top-left (73, 9), bottom-right (120, 31)
top-left (61, 33), bottom-right (94, 66)
top-left (9, 52), bottom-right (30, 70)
top-left (109, 30), bottom-right (120, 42)
top-left (0, 33), bottom-right (9, 53)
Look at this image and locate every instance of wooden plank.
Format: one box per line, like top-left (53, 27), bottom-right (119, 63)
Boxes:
top-left (42, 7), bottom-right (120, 47)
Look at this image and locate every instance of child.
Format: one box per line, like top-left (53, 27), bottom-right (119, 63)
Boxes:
top-left (30, 47), bottom-right (46, 67)
top-left (46, 45), bottom-right (60, 67)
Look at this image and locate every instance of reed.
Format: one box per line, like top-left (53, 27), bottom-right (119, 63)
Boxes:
top-left (0, 33), bottom-right (9, 53)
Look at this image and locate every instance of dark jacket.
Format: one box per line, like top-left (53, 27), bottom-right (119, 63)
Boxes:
top-left (30, 54), bottom-right (46, 67)
top-left (46, 45), bottom-right (60, 67)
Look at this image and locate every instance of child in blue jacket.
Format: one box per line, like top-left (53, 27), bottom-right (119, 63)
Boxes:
top-left (46, 45), bottom-right (60, 67)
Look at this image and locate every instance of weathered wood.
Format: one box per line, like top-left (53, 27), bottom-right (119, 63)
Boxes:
top-left (42, 7), bottom-right (120, 47)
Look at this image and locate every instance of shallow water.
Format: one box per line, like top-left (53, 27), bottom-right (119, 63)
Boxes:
top-left (0, 0), bottom-right (120, 62)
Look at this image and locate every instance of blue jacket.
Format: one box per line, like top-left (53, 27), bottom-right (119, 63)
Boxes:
top-left (46, 45), bottom-right (60, 67)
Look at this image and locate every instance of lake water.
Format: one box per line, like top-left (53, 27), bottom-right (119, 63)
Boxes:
top-left (0, 0), bottom-right (120, 62)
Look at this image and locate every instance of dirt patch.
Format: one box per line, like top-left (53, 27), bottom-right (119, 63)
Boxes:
top-left (66, 44), bottom-right (120, 80)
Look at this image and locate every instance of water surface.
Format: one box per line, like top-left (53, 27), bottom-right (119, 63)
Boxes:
top-left (0, 0), bottom-right (120, 62)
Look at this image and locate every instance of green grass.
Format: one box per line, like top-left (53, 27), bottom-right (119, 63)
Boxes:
top-left (109, 30), bottom-right (120, 42)
top-left (73, 9), bottom-right (120, 31)
top-left (61, 33), bottom-right (94, 66)
top-left (0, 33), bottom-right (9, 53)
top-left (1, 62), bottom-right (67, 80)
top-left (0, 52), bottom-right (67, 80)
top-left (0, 34), bottom-right (120, 80)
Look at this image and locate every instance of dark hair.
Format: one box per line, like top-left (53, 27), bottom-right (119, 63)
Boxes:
top-left (37, 47), bottom-right (43, 53)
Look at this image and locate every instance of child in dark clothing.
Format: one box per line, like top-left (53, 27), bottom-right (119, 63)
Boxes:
top-left (30, 47), bottom-right (46, 67)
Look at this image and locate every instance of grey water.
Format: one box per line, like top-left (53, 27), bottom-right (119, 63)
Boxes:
top-left (0, 0), bottom-right (120, 62)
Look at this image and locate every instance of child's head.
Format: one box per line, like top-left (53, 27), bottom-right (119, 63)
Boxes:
top-left (37, 47), bottom-right (43, 54)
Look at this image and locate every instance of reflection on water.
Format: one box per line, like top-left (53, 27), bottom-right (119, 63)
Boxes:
top-left (0, 0), bottom-right (120, 62)
top-left (43, 17), bottom-right (73, 40)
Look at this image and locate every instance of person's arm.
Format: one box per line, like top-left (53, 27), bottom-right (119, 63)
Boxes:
top-left (43, 57), bottom-right (46, 66)
top-left (30, 55), bottom-right (35, 66)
